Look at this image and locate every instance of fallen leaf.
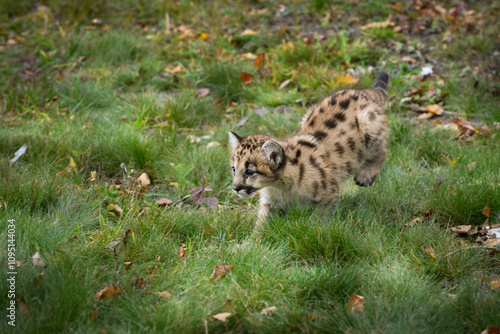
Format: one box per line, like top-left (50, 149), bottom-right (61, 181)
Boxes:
top-left (482, 205), bottom-right (491, 218)
top-left (133, 276), bottom-right (146, 289)
top-left (89, 171), bottom-right (97, 182)
top-left (210, 264), bottom-right (234, 280)
top-left (336, 74), bottom-right (357, 85)
top-left (417, 112), bottom-right (435, 120)
top-left (481, 325), bottom-right (500, 334)
top-left (205, 197), bottom-right (219, 208)
top-left (165, 64), bottom-right (183, 73)
top-left (424, 104), bottom-right (444, 115)
top-left (241, 52), bottom-right (257, 60)
top-left (136, 173), bottom-right (150, 187)
top-left (206, 142), bottom-right (221, 149)
top-left (32, 252), bottom-right (46, 267)
top-left (112, 204), bottom-right (123, 215)
top-left (360, 20), bottom-right (393, 30)
top-left (422, 209), bottom-right (433, 218)
top-left (156, 198), bottom-right (173, 206)
top-left (261, 306), bottom-right (277, 316)
top-left (179, 244), bottom-right (187, 258)
top-left (241, 29), bottom-right (257, 36)
top-left (346, 294), bottom-right (364, 312)
top-left (451, 225), bottom-right (472, 235)
top-left (254, 53), bottom-right (265, 67)
top-left (279, 79), bottom-right (291, 90)
top-left (155, 291), bottom-right (174, 299)
top-left (10, 144), bottom-right (28, 163)
top-left (425, 84), bottom-right (436, 98)
top-left (196, 88), bottom-right (210, 97)
top-left (240, 71), bottom-right (253, 84)
top-left (404, 216), bottom-right (422, 227)
top-left (200, 32), bottom-right (208, 40)
top-left (401, 56), bottom-right (416, 63)
top-left (69, 157), bottom-right (78, 173)
top-left (441, 153), bottom-right (461, 168)
top-left (485, 239), bottom-right (500, 247)
top-left (213, 312), bottom-right (232, 322)
top-left (422, 246), bottom-right (435, 259)
top-left (94, 284), bottom-right (123, 302)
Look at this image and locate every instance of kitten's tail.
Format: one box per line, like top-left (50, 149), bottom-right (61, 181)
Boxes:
top-left (373, 71), bottom-right (389, 105)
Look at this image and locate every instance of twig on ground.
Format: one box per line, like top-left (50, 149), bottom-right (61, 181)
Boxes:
top-left (401, 104), bottom-right (459, 116)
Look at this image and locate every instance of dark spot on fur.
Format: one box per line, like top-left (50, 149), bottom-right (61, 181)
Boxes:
top-left (313, 130), bottom-right (327, 141)
top-left (308, 116), bottom-right (316, 127)
top-left (347, 137), bottom-right (356, 151)
top-left (339, 99), bottom-right (350, 110)
top-left (364, 133), bottom-right (371, 147)
top-left (319, 107), bottom-right (325, 113)
top-left (290, 158), bottom-right (298, 165)
top-left (309, 156), bottom-right (326, 179)
top-left (312, 181), bottom-right (319, 199)
top-left (329, 97), bottom-right (337, 106)
top-left (299, 163), bottom-right (305, 183)
top-left (369, 111), bottom-right (376, 121)
top-left (357, 150), bottom-right (363, 161)
top-left (296, 150), bottom-right (301, 159)
top-left (298, 140), bottom-right (316, 148)
top-left (333, 112), bottom-right (346, 122)
top-left (345, 162), bottom-right (353, 174)
top-left (324, 118), bottom-right (338, 129)
top-left (352, 94), bottom-right (359, 101)
top-left (245, 161), bottom-right (249, 169)
top-left (321, 180), bottom-right (327, 190)
top-left (335, 143), bottom-right (344, 155)
top-left (355, 116), bottom-right (360, 131)
top-left (339, 130), bottom-right (346, 136)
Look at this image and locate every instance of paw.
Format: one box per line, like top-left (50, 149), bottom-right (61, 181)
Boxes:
top-left (354, 175), bottom-right (376, 187)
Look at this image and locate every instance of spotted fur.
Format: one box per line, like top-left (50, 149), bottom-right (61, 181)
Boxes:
top-left (229, 72), bottom-right (390, 228)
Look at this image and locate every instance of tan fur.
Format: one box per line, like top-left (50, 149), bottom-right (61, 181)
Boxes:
top-left (229, 72), bottom-right (390, 228)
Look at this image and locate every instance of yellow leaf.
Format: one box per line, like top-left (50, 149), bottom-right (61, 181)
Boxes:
top-left (241, 29), bottom-right (257, 36)
top-left (69, 157), bottom-right (78, 173)
top-left (336, 74), bottom-right (357, 85)
top-left (89, 171), bottom-right (97, 181)
top-left (441, 153), bottom-right (461, 168)
top-left (169, 182), bottom-right (179, 188)
top-left (417, 112), bottom-right (435, 120)
top-left (200, 32), bottom-right (208, 40)
top-left (425, 104), bottom-right (444, 115)
top-left (94, 284), bottom-right (123, 302)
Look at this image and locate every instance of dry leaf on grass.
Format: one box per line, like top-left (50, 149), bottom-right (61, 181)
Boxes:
top-left (136, 173), bottom-right (150, 187)
top-left (346, 294), bottom-right (364, 312)
top-left (254, 53), bottom-right (265, 67)
top-left (279, 79), bottom-right (291, 90)
top-left (482, 205), bottom-right (491, 218)
top-left (155, 291), bottom-right (174, 299)
top-left (213, 312), bottom-right (232, 322)
top-left (165, 64), bottom-right (183, 73)
top-left (156, 198), bottom-right (173, 206)
top-left (94, 284), bottom-right (122, 302)
top-left (240, 71), bottom-right (253, 84)
top-left (210, 264), bottom-right (234, 280)
top-left (241, 29), bottom-right (257, 36)
top-left (179, 244), bottom-right (187, 258)
top-left (450, 225), bottom-right (472, 235)
top-left (336, 73), bottom-right (357, 85)
top-left (422, 246), bottom-right (436, 259)
top-left (260, 306), bottom-right (277, 316)
top-left (196, 88), bottom-right (210, 97)
top-left (32, 252), bottom-right (46, 267)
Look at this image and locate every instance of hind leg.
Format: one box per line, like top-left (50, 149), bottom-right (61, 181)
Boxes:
top-left (354, 150), bottom-right (387, 187)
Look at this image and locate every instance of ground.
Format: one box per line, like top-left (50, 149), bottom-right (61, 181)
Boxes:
top-left (0, 1), bottom-right (499, 333)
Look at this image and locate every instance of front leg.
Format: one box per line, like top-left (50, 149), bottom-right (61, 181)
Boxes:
top-left (313, 188), bottom-right (339, 222)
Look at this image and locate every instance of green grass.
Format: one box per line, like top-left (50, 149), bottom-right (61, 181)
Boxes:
top-left (1, 1), bottom-right (500, 333)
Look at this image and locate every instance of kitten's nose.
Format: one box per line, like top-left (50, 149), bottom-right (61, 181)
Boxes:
top-left (231, 185), bottom-right (242, 192)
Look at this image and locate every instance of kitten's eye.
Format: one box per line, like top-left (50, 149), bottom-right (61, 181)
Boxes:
top-left (232, 167), bottom-right (235, 173)
top-left (246, 169), bottom-right (254, 176)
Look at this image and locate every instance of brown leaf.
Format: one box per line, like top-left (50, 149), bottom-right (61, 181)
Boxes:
top-left (155, 291), bottom-right (174, 299)
top-left (133, 277), bottom-right (146, 289)
top-left (422, 246), bottom-right (435, 259)
top-left (210, 264), bottom-right (234, 280)
top-left (254, 53), bottom-right (265, 67)
top-left (491, 280), bottom-right (500, 289)
top-left (481, 325), bottom-right (500, 334)
top-left (482, 205), bottom-right (491, 218)
top-left (240, 71), bottom-right (253, 84)
top-left (450, 225), bottom-right (472, 235)
top-left (422, 209), bottom-right (434, 218)
top-left (179, 244), bottom-right (187, 258)
top-left (260, 306), bottom-right (277, 316)
top-left (404, 216), bottom-right (423, 227)
top-left (401, 56), bottom-right (416, 64)
top-left (32, 252), bottom-right (46, 267)
top-left (425, 84), bottom-right (436, 98)
top-left (346, 294), bottom-right (364, 312)
top-left (94, 284), bottom-right (123, 302)
top-left (485, 239), bottom-right (500, 247)
top-left (156, 198), bottom-right (173, 206)
top-left (213, 312), bottom-right (232, 322)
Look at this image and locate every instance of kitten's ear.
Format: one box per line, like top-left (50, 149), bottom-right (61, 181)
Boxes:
top-left (228, 131), bottom-right (242, 149)
top-left (261, 140), bottom-right (284, 170)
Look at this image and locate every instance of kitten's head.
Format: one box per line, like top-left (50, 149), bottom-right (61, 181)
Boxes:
top-left (228, 131), bottom-right (284, 199)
